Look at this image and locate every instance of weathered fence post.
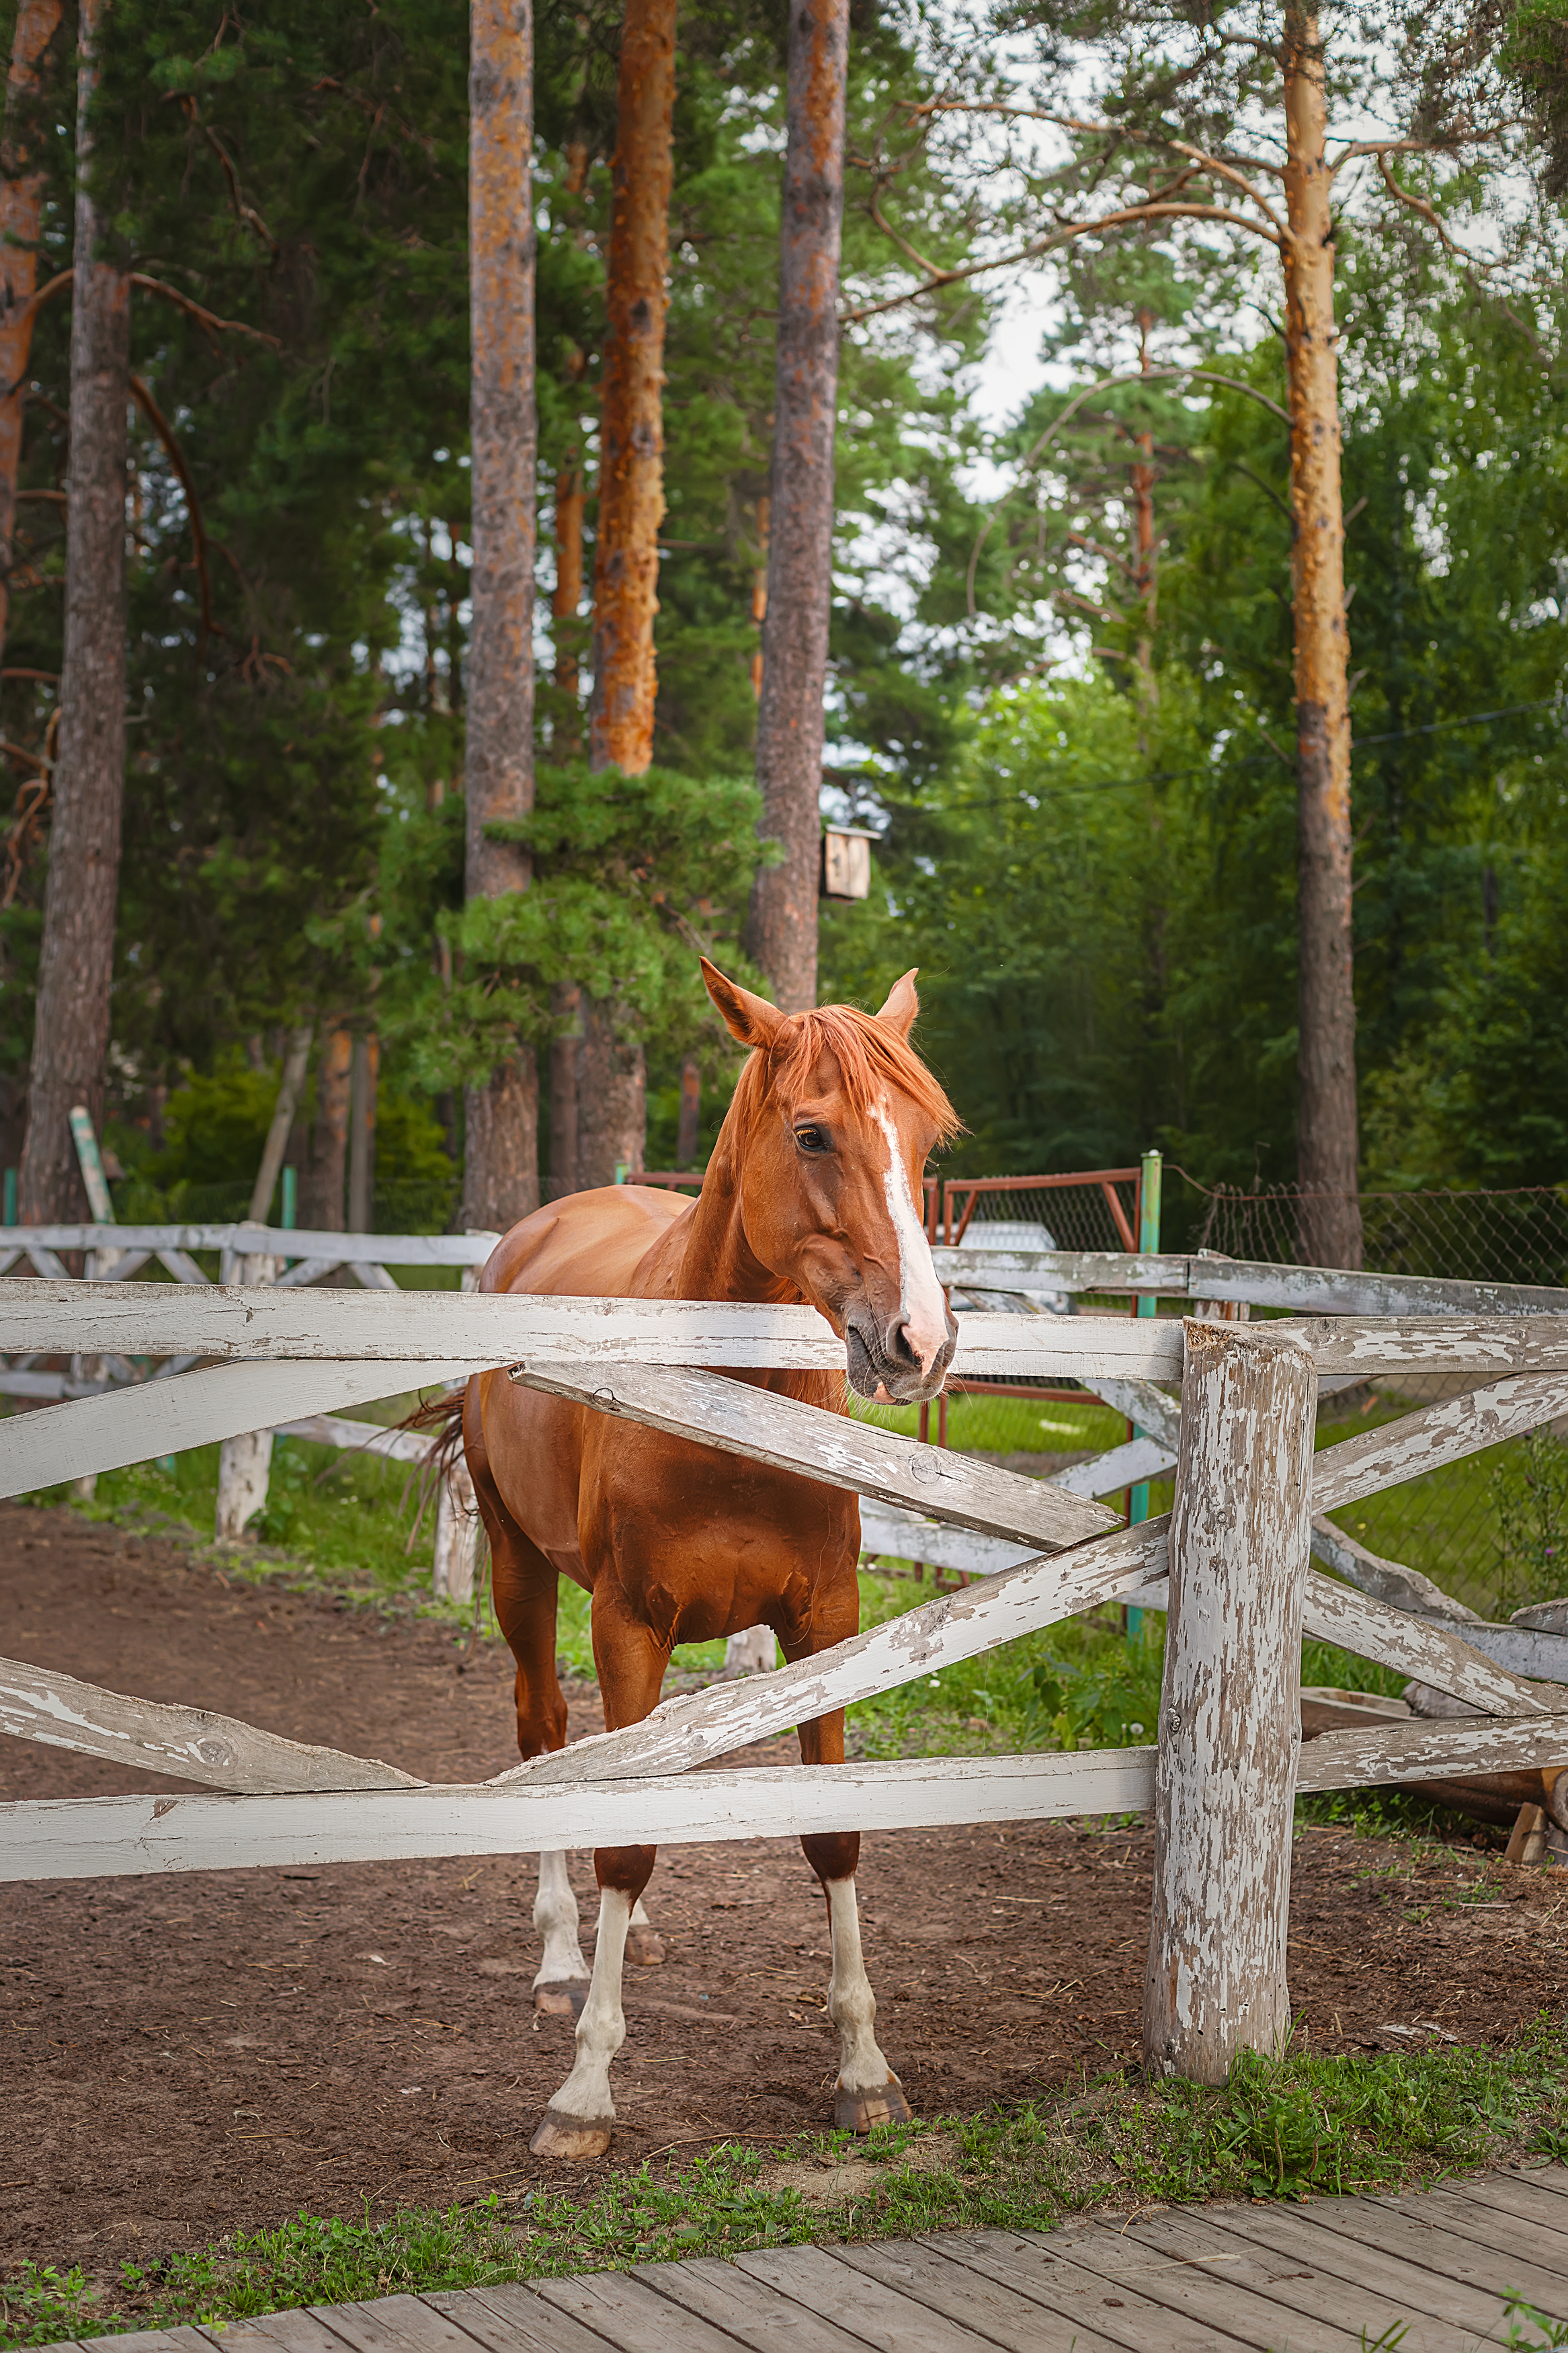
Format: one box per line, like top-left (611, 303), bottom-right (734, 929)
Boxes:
top-left (1144, 1316), bottom-right (1316, 2083)
top-left (724, 1624), bottom-right (778, 1674)
top-left (434, 1447), bottom-right (479, 1603)
top-left (433, 1267), bottom-right (479, 1603)
top-left (215, 1231), bottom-right (277, 1540)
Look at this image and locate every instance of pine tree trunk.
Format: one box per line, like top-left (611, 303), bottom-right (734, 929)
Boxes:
top-left (467, 1052), bottom-right (541, 1228)
top-left (18, 0), bottom-right (127, 1224)
top-left (463, 0), bottom-right (540, 1233)
top-left (0, 0), bottom-right (63, 661)
top-left (347, 1034), bottom-right (378, 1234)
top-left (547, 977), bottom-right (581, 1198)
top-left (744, 0), bottom-right (849, 1014)
top-left (554, 461), bottom-right (584, 716)
top-left (302, 1025), bottom-right (352, 1231)
top-left (1131, 308), bottom-right (1157, 702)
top-left (589, 0), bottom-right (675, 774)
top-left (1282, 5), bottom-right (1362, 1271)
top-left (577, 1002), bottom-right (646, 1188)
top-left (749, 492), bottom-right (770, 699)
top-left (579, 0), bottom-right (675, 1179)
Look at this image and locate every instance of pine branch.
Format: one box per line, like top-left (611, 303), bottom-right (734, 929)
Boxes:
top-left (1, 770), bottom-right (48, 908)
top-left (130, 372), bottom-right (226, 661)
top-left (844, 199), bottom-right (1282, 326)
top-left (966, 366), bottom-right (1290, 614)
top-left (202, 125), bottom-right (281, 257)
top-left (129, 274), bottom-right (282, 352)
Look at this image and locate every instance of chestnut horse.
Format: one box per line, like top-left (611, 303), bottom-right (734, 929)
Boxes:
top-left (457, 959), bottom-right (958, 2159)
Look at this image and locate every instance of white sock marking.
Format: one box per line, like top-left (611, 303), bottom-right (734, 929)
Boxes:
top-left (533, 1848), bottom-right (589, 1991)
top-left (874, 1098), bottom-right (950, 1377)
top-left (825, 1876), bottom-right (897, 2094)
top-left (546, 1886), bottom-right (632, 2122)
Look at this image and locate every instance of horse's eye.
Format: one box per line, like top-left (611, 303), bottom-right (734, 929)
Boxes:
top-left (794, 1125), bottom-right (830, 1155)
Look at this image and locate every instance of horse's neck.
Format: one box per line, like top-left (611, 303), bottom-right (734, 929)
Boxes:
top-left (672, 1164), bottom-right (792, 1305)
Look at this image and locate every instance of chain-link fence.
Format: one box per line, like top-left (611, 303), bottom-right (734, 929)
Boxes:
top-left (935, 1172), bottom-right (1144, 1462)
top-left (1184, 1175), bottom-right (1568, 1291)
top-left (1176, 1172), bottom-right (1568, 1620)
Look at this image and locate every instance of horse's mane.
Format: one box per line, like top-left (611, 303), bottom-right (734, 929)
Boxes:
top-left (738, 1002), bottom-right (961, 1142)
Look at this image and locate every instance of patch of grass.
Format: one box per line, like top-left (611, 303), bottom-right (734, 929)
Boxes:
top-left (0, 2265), bottom-right (110, 2352)
top-left (16, 1395), bottom-right (455, 1609)
top-left (856, 1390), bottom-right (1130, 1459)
top-left (12, 2024), bottom-right (1568, 2347)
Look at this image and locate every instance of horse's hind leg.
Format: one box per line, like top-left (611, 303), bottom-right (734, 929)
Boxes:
top-left (466, 1390), bottom-right (589, 2016)
top-left (533, 1850), bottom-right (588, 2016)
top-left (530, 1600), bottom-right (665, 2160)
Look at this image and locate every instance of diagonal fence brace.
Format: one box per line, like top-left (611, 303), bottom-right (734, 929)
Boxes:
top-left (506, 1358), bottom-right (1119, 1552)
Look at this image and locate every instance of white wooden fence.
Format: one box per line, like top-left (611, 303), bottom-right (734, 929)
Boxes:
top-left (0, 1221), bottom-right (495, 1594)
top-left (9, 1220), bottom-right (1565, 1603)
top-left (3, 1242), bottom-right (1568, 2077)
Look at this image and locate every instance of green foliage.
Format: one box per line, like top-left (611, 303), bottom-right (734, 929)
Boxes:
top-left (0, 0), bottom-right (1564, 1234)
top-left (386, 762), bottom-right (767, 1095)
top-left (105, 1055), bottom-right (453, 1227)
top-left (0, 2264), bottom-right (108, 2353)
top-left (1019, 1616), bottom-right (1163, 1750)
top-left (1493, 1427), bottom-right (1568, 1619)
top-left (821, 666), bottom-right (1218, 1176)
top-left (1504, 0), bottom-right (1568, 202)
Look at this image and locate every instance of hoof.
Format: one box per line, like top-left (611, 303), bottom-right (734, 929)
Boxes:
top-left (834, 2074), bottom-right (912, 2134)
top-left (625, 1925), bottom-right (666, 1967)
top-left (534, 1979), bottom-right (589, 2018)
top-left (529, 2106), bottom-right (614, 2161)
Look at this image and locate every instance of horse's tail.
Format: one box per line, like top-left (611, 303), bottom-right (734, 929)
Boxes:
top-left (402, 1383), bottom-right (468, 1481)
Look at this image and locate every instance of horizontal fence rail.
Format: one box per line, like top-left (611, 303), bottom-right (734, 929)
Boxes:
top-left (7, 1224), bottom-right (1568, 1318)
top-left (9, 1710), bottom-right (1568, 1885)
top-left (0, 1222), bottom-right (498, 1265)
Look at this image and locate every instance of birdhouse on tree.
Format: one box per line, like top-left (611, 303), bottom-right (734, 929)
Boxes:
top-left (820, 826), bottom-right (872, 902)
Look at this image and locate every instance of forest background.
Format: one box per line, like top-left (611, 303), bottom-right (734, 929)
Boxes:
top-left (0, 0), bottom-right (1565, 1247)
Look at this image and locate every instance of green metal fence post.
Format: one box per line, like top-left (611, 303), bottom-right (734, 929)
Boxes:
top-left (281, 1164), bottom-right (297, 1230)
top-left (1127, 1147), bottom-right (1163, 1638)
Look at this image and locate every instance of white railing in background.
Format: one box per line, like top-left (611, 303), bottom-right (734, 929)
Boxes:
top-left (5, 1222), bottom-right (1568, 1624)
top-left (0, 1222), bottom-right (498, 1593)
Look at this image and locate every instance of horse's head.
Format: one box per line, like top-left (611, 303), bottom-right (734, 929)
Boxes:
top-left (700, 959), bottom-right (960, 1404)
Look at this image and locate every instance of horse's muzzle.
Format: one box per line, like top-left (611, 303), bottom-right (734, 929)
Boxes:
top-left (843, 1303), bottom-right (958, 1404)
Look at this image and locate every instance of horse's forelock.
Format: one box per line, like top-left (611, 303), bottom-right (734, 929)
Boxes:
top-left (753, 1004), bottom-right (960, 1143)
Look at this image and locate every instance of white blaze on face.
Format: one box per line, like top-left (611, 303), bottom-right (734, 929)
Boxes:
top-left (873, 1097), bottom-right (950, 1377)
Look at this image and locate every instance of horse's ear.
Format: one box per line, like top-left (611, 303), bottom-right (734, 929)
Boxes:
top-left (874, 969), bottom-right (920, 1040)
top-left (702, 958), bottom-right (786, 1049)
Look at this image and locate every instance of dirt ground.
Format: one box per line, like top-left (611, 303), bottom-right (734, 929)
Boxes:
top-left (3, 1499), bottom-right (1568, 2276)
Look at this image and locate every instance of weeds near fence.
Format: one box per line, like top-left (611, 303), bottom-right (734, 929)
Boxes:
top-left (1493, 1427), bottom-right (1568, 1620)
top-left (8, 2023), bottom-right (1568, 2347)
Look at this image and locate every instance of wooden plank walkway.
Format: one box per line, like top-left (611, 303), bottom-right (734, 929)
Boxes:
top-left (40, 2164), bottom-right (1568, 2353)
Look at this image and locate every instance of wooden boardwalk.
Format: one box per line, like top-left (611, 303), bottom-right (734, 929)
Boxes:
top-left (43, 2164), bottom-right (1568, 2353)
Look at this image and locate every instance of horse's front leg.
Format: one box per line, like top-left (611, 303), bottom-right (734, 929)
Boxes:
top-left (530, 1605), bottom-right (665, 2160)
top-left (797, 1708), bottom-right (911, 2132)
top-left (800, 1806), bottom-right (910, 2128)
top-left (528, 1862), bottom-right (649, 2159)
